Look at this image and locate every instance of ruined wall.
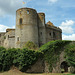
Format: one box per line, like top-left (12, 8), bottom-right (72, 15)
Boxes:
top-left (46, 25), bottom-right (62, 43)
top-left (4, 29), bottom-right (15, 48)
top-left (26, 58), bottom-right (44, 73)
top-left (52, 51), bottom-right (65, 73)
top-left (0, 32), bottom-right (6, 46)
top-left (15, 8), bottom-right (39, 48)
top-left (44, 51), bottom-right (65, 73)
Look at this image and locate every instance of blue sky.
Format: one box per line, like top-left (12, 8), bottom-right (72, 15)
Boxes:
top-left (0, 0), bottom-right (75, 40)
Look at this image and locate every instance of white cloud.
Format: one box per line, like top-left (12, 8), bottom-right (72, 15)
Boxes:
top-left (59, 20), bottom-right (75, 34)
top-left (48, 0), bottom-right (58, 3)
top-left (12, 26), bottom-right (15, 28)
top-left (0, 24), bottom-right (15, 32)
top-left (0, 0), bottom-right (32, 16)
top-left (62, 34), bottom-right (75, 40)
top-left (61, 20), bottom-right (74, 26)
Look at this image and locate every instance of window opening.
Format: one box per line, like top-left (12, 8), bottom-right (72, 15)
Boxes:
top-left (17, 37), bottom-right (19, 41)
top-left (27, 10), bottom-right (29, 14)
top-left (49, 33), bottom-right (51, 36)
top-left (53, 32), bottom-right (56, 38)
top-left (41, 32), bottom-right (42, 35)
top-left (19, 18), bottom-right (22, 25)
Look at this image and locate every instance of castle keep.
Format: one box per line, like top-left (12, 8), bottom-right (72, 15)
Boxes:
top-left (0, 8), bottom-right (62, 48)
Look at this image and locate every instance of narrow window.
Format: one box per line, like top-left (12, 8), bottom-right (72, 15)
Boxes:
top-left (53, 32), bottom-right (56, 38)
top-left (27, 10), bottom-right (29, 14)
top-left (17, 37), bottom-right (19, 41)
top-left (41, 32), bottom-right (42, 35)
top-left (19, 18), bottom-right (22, 25)
top-left (49, 33), bottom-right (51, 36)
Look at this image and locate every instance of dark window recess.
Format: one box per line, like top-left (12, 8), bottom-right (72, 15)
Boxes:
top-left (17, 37), bottom-right (19, 41)
top-left (27, 10), bottom-right (29, 14)
top-left (19, 18), bottom-right (23, 25)
top-left (8, 35), bottom-right (9, 38)
top-left (41, 32), bottom-right (42, 35)
top-left (53, 32), bottom-right (56, 38)
top-left (49, 33), bottom-right (51, 36)
top-left (6, 31), bottom-right (8, 33)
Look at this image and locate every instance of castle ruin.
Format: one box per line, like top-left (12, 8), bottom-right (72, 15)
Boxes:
top-left (0, 8), bottom-right (62, 48)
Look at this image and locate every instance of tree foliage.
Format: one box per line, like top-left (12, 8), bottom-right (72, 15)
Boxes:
top-left (0, 47), bottom-right (41, 72)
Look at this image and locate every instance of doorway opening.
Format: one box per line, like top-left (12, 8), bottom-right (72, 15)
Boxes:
top-left (60, 61), bottom-right (68, 73)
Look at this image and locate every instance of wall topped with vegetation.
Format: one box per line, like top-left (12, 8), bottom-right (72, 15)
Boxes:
top-left (0, 40), bottom-right (75, 73)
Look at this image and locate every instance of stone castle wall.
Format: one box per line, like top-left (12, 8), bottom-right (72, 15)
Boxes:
top-left (4, 29), bottom-right (15, 48)
top-left (0, 32), bottom-right (6, 46)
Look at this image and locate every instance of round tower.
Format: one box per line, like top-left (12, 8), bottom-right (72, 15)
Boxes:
top-left (15, 8), bottom-right (39, 48)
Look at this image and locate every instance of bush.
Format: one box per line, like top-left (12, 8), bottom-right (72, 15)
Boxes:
top-left (13, 48), bottom-right (40, 71)
top-left (0, 47), bottom-right (6, 71)
top-left (0, 47), bottom-right (41, 72)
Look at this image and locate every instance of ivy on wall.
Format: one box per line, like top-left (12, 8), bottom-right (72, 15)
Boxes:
top-left (40, 40), bottom-right (71, 72)
top-left (64, 43), bottom-right (75, 69)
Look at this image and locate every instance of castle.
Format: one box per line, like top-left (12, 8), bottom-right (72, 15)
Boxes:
top-left (0, 8), bottom-right (62, 48)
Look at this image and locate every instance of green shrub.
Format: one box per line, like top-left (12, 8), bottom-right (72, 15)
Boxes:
top-left (0, 47), bottom-right (41, 72)
top-left (0, 47), bottom-right (6, 71)
top-left (13, 48), bottom-right (40, 72)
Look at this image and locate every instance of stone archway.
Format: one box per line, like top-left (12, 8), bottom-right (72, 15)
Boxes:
top-left (60, 61), bottom-right (68, 73)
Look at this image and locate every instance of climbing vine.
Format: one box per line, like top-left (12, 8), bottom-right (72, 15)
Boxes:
top-left (64, 43), bottom-right (75, 67)
top-left (40, 40), bottom-right (71, 72)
